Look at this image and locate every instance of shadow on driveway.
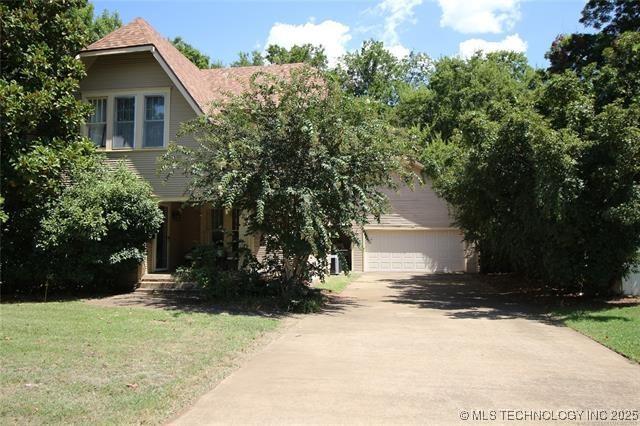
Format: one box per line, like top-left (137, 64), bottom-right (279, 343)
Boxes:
top-left (377, 273), bottom-right (552, 321)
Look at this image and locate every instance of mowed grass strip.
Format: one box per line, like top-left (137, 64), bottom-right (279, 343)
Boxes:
top-left (0, 301), bottom-right (279, 425)
top-left (553, 304), bottom-right (639, 363)
top-left (316, 273), bottom-right (361, 294)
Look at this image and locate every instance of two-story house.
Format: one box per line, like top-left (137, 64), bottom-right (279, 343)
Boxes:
top-left (78, 18), bottom-right (476, 281)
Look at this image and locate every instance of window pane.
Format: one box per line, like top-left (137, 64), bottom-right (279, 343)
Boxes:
top-left (144, 121), bottom-right (164, 147)
top-left (87, 123), bottom-right (106, 147)
top-left (114, 97), bottom-right (135, 148)
top-left (115, 97), bottom-right (135, 121)
top-left (88, 98), bottom-right (106, 123)
top-left (145, 96), bottom-right (164, 120)
top-left (114, 122), bottom-right (134, 148)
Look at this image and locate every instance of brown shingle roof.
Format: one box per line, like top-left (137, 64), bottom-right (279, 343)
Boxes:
top-left (82, 18), bottom-right (303, 113)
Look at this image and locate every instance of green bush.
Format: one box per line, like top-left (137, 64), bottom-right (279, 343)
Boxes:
top-left (175, 243), bottom-right (325, 312)
top-left (37, 162), bottom-right (163, 292)
top-left (175, 244), bottom-right (264, 299)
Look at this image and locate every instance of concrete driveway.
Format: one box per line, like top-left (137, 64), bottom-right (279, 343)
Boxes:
top-left (172, 273), bottom-right (640, 425)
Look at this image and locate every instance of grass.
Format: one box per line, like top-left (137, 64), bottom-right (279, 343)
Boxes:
top-left (316, 273), bottom-right (361, 294)
top-left (0, 301), bottom-right (279, 425)
top-left (553, 304), bottom-right (639, 363)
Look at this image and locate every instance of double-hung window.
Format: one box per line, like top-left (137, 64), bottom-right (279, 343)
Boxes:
top-left (87, 98), bottom-right (107, 148)
top-left (143, 95), bottom-right (165, 148)
top-left (113, 96), bottom-right (135, 149)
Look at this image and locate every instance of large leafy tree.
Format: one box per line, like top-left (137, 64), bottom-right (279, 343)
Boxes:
top-left (336, 40), bottom-right (405, 104)
top-left (1, 0), bottom-right (161, 292)
top-left (546, 0), bottom-right (639, 73)
top-left (265, 44), bottom-right (328, 69)
top-left (171, 36), bottom-right (222, 69)
top-left (413, 40), bottom-right (639, 293)
top-left (396, 52), bottom-right (538, 139)
top-left (231, 50), bottom-right (266, 67)
top-left (1, 0), bottom-right (97, 288)
top-left (163, 68), bottom-right (416, 288)
top-left (83, 5), bottom-right (121, 43)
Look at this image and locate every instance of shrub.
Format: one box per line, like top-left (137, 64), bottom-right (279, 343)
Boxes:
top-left (37, 161), bottom-right (163, 292)
top-left (175, 243), bottom-right (326, 312)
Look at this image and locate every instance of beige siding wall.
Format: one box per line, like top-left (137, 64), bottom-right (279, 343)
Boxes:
top-left (368, 177), bottom-right (454, 229)
top-left (80, 52), bottom-right (198, 200)
top-left (351, 228), bottom-right (364, 272)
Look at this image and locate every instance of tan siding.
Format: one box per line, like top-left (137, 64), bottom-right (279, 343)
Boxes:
top-left (368, 178), bottom-right (453, 229)
top-left (81, 52), bottom-right (172, 91)
top-left (81, 52), bottom-right (199, 199)
top-left (351, 228), bottom-right (364, 272)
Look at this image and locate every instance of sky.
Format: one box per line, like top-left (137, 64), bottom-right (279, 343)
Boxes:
top-left (92, 0), bottom-right (590, 69)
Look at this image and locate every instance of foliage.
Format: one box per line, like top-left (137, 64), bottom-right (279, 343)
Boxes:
top-left (0, 0), bottom-right (97, 289)
top-left (336, 40), bottom-right (405, 104)
top-left (163, 67), bottom-right (416, 290)
top-left (176, 244), bottom-right (325, 312)
top-left (38, 162), bottom-right (163, 291)
top-left (416, 48), bottom-right (640, 293)
top-left (265, 44), bottom-right (328, 69)
top-left (335, 41), bottom-right (433, 106)
top-left (396, 52), bottom-right (538, 139)
top-left (82, 4), bottom-right (121, 43)
top-left (546, 0), bottom-right (639, 73)
top-left (171, 36), bottom-right (222, 69)
top-left (231, 44), bottom-right (328, 69)
top-left (231, 50), bottom-right (266, 67)
top-left (175, 244), bottom-right (263, 299)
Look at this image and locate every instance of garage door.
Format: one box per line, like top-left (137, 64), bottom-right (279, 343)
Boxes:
top-left (365, 230), bottom-right (465, 272)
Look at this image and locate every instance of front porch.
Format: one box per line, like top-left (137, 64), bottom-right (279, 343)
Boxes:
top-left (143, 202), bottom-right (255, 278)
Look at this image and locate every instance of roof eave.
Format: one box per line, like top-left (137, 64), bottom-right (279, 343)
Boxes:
top-left (77, 45), bottom-right (203, 116)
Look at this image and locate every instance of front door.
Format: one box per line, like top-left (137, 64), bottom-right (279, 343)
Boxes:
top-left (155, 205), bottom-right (169, 271)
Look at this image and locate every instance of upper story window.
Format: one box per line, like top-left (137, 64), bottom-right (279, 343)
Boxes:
top-left (144, 95), bottom-right (165, 147)
top-left (113, 96), bottom-right (136, 149)
top-left (82, 88), bottom-right (170, 151)
top-left (87, 98), bottom-right (107, 148)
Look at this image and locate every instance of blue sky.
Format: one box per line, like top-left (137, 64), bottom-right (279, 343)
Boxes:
top-left (93, 0), bottom-right (590, 69)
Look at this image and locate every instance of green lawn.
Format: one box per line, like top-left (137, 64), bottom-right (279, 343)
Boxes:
top-left (553, 304), bottom-right (639, 363)
top-left (0, 301), bottom-right (279, 425)
top-left (316, 273), bottom-right (361, 293)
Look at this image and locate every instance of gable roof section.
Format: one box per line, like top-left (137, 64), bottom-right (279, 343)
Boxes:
top-left (81, 18), bottom-right (303, 114)
top-left (199, 63), bottom-right (303, 103)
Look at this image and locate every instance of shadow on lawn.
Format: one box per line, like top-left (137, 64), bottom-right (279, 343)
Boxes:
top-left (82, 288), bottom-right (359, 318)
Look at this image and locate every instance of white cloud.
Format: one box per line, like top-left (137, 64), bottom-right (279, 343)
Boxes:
top-left (437, 0), bottom-right (521, 34)
top-left (458, 34), bottom-right (527, 58)
top-left (264, 20), bottom-right (351, 66)
top-left (374, 0), bottom-right (423, 58)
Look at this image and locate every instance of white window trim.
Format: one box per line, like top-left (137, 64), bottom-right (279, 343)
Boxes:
top-left (82, 87), bottom-right (171, 151)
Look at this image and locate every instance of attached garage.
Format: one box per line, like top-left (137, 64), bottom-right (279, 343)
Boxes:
top-left (364, 229), bottom-right (466, 273)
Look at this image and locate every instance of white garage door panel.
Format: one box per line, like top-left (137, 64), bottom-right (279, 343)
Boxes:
top-left (365, 230), bottom-right (465, 272)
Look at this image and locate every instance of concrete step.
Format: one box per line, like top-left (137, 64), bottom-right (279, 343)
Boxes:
top-left (140, 273), bottom-right (174, 282)
top-left (138, 281), bottom-right (198, 291)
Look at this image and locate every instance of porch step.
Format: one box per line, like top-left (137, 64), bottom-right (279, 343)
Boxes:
top-left (137, 274), bottom-right (198, 291)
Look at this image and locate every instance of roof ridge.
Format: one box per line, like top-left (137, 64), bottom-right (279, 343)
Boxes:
top-left (81, 18), bottom-right (301, 113)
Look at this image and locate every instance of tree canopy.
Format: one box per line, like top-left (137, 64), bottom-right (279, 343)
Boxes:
top-left (83, 5), bottom-right (121, 43)
top-left (171, 36), bottom-right (222, 69)
top-left (163, 68), bottom-right (417, 287)
top-left (408, 1), bottom-right (640, 294)
top-left (1, 0), bottom-right (160, 292)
